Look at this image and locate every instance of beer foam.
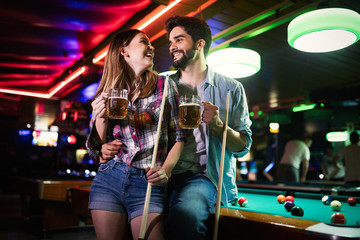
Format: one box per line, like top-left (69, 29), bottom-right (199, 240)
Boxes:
top-left (108, 96), bottom-right (127, 100)
top-left (179, 103), bottom-right (200, 107)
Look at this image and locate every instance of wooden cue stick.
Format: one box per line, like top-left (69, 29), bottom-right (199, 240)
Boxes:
top-left (138, 76), bottom-right (169, 240)
top-left (213, 91), bottom-right (230, 240)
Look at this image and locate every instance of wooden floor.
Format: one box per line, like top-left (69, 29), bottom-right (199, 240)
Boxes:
top-left (0, 193), bottom-right (96, 240)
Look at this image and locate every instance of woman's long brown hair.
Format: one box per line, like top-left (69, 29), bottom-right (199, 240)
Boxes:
top-left (93, 29), bottom-right (157, 103)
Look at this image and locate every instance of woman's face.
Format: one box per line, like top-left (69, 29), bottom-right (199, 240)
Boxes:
top-left (122, 32), bottom-right (154, 77)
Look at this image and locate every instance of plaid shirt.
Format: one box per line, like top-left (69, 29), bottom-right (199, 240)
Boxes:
top-left (86, 75), bottom-right (185, 169)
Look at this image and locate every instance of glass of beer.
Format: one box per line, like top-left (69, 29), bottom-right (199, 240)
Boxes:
top-left (178, 95), bottom-right (202, 129)
top-left (107, 88), bottom-right (128, 119)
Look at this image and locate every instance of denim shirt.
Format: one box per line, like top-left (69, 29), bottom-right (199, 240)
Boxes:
top-left (170, 67), bottom-right (252, 205)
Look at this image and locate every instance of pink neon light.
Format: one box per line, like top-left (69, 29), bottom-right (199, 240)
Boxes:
top-left (0, 62), bottom-right (63, 70)
top-left (93, 0), bottom-right (182, 64)
top-left (73, 111), bottom-right (78, 122)
top-left (48, 67), bottom-right (86, 97)
top-left (0, 66), bottom-right (86, 99)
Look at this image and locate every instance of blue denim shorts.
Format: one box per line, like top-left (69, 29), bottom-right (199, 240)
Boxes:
top-left (89, 160), bottom-right (166, 221)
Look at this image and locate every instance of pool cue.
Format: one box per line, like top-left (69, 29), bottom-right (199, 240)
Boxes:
top-left (138, 76), bottom-right (169, 240)
top-left (213, 91), bottom-right (230, 240)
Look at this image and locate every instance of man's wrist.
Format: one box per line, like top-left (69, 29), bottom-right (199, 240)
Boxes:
top-left (212, 119), bottom-right (225, 137)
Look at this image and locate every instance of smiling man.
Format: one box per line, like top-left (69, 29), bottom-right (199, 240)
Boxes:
top-left (164, 16), bottom-right (253, 240)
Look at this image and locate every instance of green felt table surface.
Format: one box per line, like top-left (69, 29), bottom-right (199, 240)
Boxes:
top-left (225, 188), bottom-right (360, 226)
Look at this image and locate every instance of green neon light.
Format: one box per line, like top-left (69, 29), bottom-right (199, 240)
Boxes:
top-left (207, 48), bottom-right (260, 78)
top-left (288, 8), bottom-right (360, 52)
top-left (326, 131), bottom-right (347, 142)
top-left (292, 103), bottom-right (316, 112)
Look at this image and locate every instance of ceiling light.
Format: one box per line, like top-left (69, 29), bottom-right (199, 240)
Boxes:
top-left (288, 8), bottom-right (360, 53)
top-left (292, 103), bottom-right (316, 112)
top-left (207, 48), bottom-right (261, 78)
top-left (326, 131), bottom-right (347, 142)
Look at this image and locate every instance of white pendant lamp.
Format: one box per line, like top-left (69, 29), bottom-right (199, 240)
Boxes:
top-left (207, 48), bottom-right (261, 78)
top-left (288, 8), bottom-right (360, 53)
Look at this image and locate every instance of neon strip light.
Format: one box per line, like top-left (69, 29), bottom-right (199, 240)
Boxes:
top-left (0, 67), bottom-right (85, 99)
top-left (292, 103), bottom-right (316, 112)
top-left (93, 0), bottom-right (182, 64)
top-left (93, 46), bottom-right (109, 63)
top-left (0, 88), bottom-right (50, 98)
top-left (48, 67), bottom-right (86, 97)
top-left (138, 0), bottom-right (181, 30)
top-left (264, 162), bottom-right (274, 173)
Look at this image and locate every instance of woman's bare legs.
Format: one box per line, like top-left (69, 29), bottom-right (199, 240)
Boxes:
top-left (130, 213), bottom-right (165, 240)
top-left (91, 209), bottom-right (129, 240)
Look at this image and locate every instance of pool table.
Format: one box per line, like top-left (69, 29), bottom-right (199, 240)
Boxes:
top-left (11, 176), bottom-right (93, 231)
top-left (215, 187), bottom-right (360, 240)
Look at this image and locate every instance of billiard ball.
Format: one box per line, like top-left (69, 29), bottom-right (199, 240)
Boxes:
top-left (284, 201), bottom-right (295, 212)
top-left (330, 213), bottom-right (346, 224)
top-left (277, 194), bottom-right (286, 204)
top-left (285, 195), bottom-right (295, 202)
top-left (238, 197), bottom-right (248, 207)
top-left (291, 206), bottom-right (304, 217)
top-left (347, 197), bottom-right (357, 206)
top-left (330, 200), bottom-right (342, 211)
top-left (321, 196), bottom-right (331, 205)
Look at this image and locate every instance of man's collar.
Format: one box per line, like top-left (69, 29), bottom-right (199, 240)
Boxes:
top-left (170, 65), bottom-right (214, 87)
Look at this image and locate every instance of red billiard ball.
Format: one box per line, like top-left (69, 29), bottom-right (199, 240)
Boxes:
top-left (347, 197), bottom-right (357, 206)
top-left (238, 197), bottom-right (248, 207)
top-left (285, 195), bottom-right (294, 202)
top-left (331, 213), bottom-right (346, 224)
top-left (277, 194), bottom-right (286, 204)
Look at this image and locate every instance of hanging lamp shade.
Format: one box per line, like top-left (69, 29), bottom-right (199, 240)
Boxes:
top-left (288, 8), bottom-right (360, 53)
top-left (207, 48), bottom-right (261, 78)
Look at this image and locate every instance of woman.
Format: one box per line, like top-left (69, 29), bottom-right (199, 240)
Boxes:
top-left (86, 29), bottom-right (185, 240)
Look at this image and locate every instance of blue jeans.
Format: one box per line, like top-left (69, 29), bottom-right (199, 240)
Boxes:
top-left (166, 172), bottom-right (217, 240)
top-left (89, 160), bottom-right (166, 221)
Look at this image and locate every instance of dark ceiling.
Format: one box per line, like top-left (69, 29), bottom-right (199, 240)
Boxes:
top-left (1, 0), bottom-right (360, 116)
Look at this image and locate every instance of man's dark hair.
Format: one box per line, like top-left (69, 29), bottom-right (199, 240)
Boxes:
top-left (350, 131), bottom-right (359, 144)
top-left (165, 16), bottom-right (212, 56)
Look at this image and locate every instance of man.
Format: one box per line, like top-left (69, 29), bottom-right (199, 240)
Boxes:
top-left (276, 136), bottom-right (312, 183)
top-left (330, 131), bottom-right (360, 184)
top-left (165, 16), bottom-right (252, 239)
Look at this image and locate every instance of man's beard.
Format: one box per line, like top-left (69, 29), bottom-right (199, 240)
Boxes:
top-left (172, 47), bottom-right (196, 69)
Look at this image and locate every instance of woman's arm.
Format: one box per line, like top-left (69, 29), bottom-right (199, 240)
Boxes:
top-left (146, 141), bottom-right (184, 185)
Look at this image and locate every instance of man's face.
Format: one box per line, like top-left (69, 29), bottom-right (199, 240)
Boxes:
top-left (168, 26), bottom-right (196, 68)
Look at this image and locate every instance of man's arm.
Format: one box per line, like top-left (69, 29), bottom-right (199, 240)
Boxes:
top-left (202, 101), bottom-right (246, 152)
top-left (300, 159), bottom-right (309, 182)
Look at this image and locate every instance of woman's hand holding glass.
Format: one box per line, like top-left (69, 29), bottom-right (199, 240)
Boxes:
top-left (91, 92), bottom-right (108, 119)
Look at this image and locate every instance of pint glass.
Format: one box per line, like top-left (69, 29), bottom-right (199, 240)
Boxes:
top-left (107, 89), bottom-right (128, 119)
top-left (178, 95), bottom-right (201, 129)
